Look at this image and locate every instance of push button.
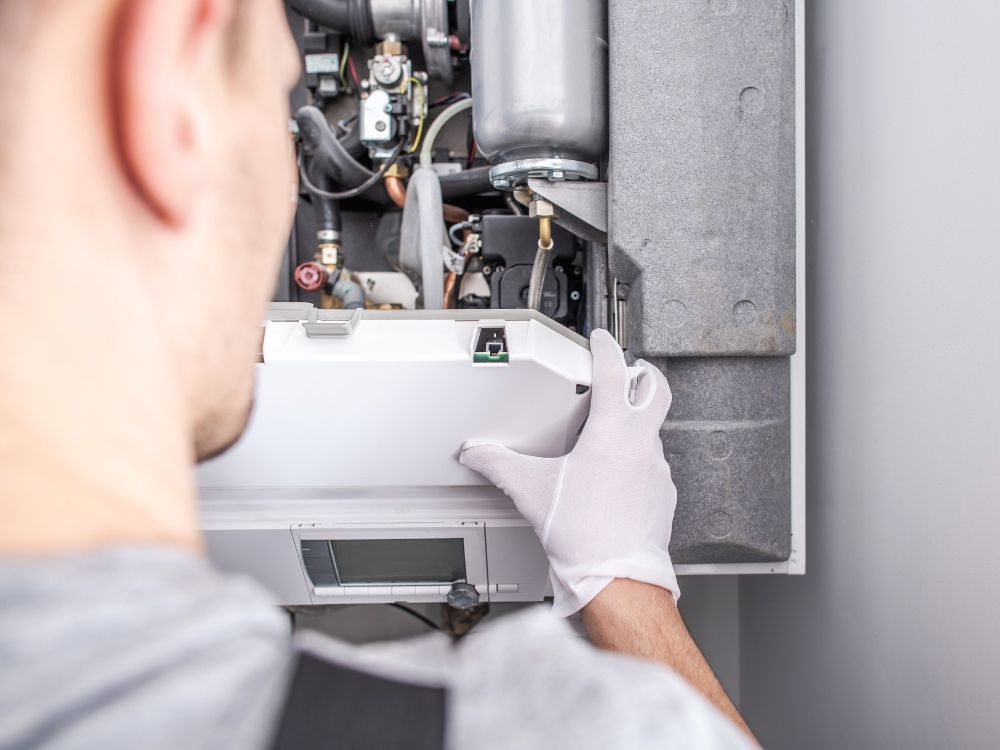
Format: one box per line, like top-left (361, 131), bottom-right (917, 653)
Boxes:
top-left (313, 586), bottom-right (344, 597)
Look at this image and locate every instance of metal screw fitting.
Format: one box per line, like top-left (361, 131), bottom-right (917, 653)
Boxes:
top-left (528, 198), bottom-right (556, 219)
top-left (447, 582), bottom-right (480, 610)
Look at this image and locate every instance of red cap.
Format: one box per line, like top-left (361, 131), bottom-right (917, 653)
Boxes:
top-left (294, 261), bottom-right (328, 292)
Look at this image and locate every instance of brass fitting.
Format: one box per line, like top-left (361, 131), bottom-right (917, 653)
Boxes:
top-left (383, 163), bottom-right (411, 180)
top-left (318, 243), bottom-right (339, 267)
top-left (375, 38), bottom-right (406, 57)
top-left (529, 197), bottom-right (555, 250)
top-left (528, 196), bottom-right (556, 219)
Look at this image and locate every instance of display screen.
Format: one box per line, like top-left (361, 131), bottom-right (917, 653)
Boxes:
top-left (330, 538), bottom-right (467, 585)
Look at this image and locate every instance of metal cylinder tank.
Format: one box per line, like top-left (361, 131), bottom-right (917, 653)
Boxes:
top-left (471, 0), bottom-right (608, 166)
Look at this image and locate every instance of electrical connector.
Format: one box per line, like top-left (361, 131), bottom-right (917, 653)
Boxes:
top-left (472, 326), bottom-right (509, 364)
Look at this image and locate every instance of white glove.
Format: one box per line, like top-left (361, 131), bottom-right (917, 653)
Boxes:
top-left (460, 329), bottom-right (679, 617)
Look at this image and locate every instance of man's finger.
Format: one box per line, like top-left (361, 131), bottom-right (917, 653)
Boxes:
top-left (632, 359), bottom-right (673, 425)
top-left (589, 328), bottom-right (630, 412)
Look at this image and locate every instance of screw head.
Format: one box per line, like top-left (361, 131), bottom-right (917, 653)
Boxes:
top-left (570, 290), bottom-right (581, 301)
top-left (374, 121), bottom-right (387, 132)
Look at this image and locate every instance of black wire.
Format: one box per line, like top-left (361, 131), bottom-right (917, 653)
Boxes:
top-left (297, 140), bottom-right (404, 201)
top-left (430, 93), bottom-right (470, 109)
top-left (389, 603), bottom-right (442, 631)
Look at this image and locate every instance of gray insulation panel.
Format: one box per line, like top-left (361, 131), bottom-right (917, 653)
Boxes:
top-left (608, 0), bottom-right (795, 562)
top-left (609, 0), bottom-right (795, 357)
top-left (659, 356), bottom-right (791, 563)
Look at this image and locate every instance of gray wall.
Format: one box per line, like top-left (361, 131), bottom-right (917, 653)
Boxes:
top-left (739, 1), bottom-right (1000, 747)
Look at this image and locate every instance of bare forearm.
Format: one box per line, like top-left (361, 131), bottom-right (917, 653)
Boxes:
top-left (581, 578), bottom-right (757, 744)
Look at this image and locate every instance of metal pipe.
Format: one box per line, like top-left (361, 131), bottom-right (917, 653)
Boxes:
top-left (288, 0), bottom-right (375, 42)
top-left (443, 204), bottom-right (469, 224)
top-left (384, 175), bottom-right (407, 208)
top-left (538, 216), bottom-right (552, 248)
top-left (386, 174), bottom-right (469, 225)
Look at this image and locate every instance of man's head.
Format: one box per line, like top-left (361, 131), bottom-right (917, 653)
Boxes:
top-left (0, 0), bottom-right (301, 461)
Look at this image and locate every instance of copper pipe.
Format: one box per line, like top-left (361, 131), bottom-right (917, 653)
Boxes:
top-left (444, 272), bottom-right (459, 309)
top-left (385, 174), bottom-right (469, 224)
top-left (384, 175), bottom-right (407, 208)
top-left (443, 203), bottom-right (470, 224)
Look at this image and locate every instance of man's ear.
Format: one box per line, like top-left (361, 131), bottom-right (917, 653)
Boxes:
top-left (113, 0), bottom-right (236, 227)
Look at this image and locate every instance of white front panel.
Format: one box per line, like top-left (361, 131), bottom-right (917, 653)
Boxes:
top-left (198, 316), bottom-right (591, 489)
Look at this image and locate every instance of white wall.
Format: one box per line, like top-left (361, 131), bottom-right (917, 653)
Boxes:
top-left (738, 1), bottom-right (1000, 747)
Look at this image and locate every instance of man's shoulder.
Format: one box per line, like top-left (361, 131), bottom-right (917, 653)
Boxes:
top-left (0, 547), bottom-right (293, 750)
top-left (345, 608), bottom-right (754, 750)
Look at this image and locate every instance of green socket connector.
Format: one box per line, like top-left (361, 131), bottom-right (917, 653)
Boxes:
top-left (472, 326), bottom-right (509, 364)
top-left (473, 350), bottom-right (509, 364)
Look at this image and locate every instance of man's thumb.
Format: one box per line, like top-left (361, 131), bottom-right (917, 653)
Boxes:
top-left (459, 442), bottom-right (559, 529)
top-left (460, 442), bottom-right (527, 490)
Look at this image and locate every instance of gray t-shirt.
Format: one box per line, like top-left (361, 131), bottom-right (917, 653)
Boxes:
top-left (0, 548), bottom-right (753, 750)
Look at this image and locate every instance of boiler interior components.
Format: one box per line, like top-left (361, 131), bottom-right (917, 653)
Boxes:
top-left (470, 0), bottom-right (607, 187)
top-left (196, 0), bottom-right (802, 606)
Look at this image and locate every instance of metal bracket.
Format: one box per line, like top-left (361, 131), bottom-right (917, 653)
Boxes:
top-left (302, 308), bottom-right (363, 338)
top-left (526, 178), bottom-right (608, 244)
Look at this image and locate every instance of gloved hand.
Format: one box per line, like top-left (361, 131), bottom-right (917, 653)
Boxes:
top-left (460, 329), bottom-right (679, 618)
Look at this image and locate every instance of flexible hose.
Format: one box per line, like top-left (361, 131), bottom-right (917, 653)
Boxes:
top-left (439, 166), bottom-right (493, 199)
top-left (420, 98), bottom-right (473, 169)
top-left (338, 125), bottom-right (366, 159)
top-left (295, 106), bottom-right (390, 204)
top-left (309, 168), bottom-right (342, 234)
top-left (298, 143), bottom-right (402, 200)
top-left (331, 276), bottom-right (365, 309)
top-left (527, 238), bottom-right (554, 312)
top-left (399, 168), bottom-right (446, 309)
